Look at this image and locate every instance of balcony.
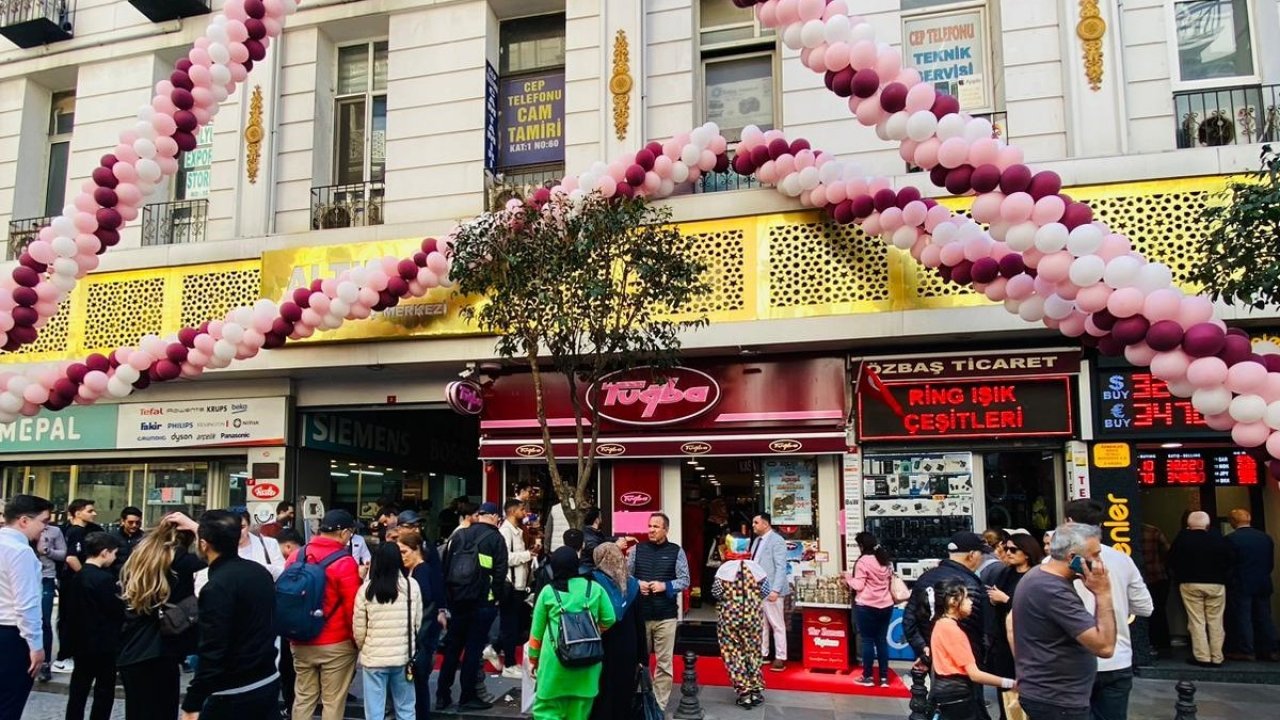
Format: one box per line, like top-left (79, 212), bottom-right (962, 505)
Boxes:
top-left (696, 150), bottom-right (760, 194)
top-left (142, 199), bottom-right (208, 246)
top-left (127, 0), bottom-right (208, 23)
top-left (5, 214), bottom-right (53, 261)
top-left (0, 0), bottom-right (74, 48)
top-left (485, 166), bottom-right (562, 211)
top-left (311, 181), bottom-right (384, 230)
top-left (1174, 85), bottom-right (1280, 148)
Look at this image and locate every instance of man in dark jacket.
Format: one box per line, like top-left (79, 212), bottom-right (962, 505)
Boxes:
top-left (63, 532), bottom-right (123, 720)
top-left (109, 507), bottom-right (144, 569)
top-left (903, 531), bottom-right (991, 720)
top-left (181, 510), bottom-right (279, 720)
top-left (1169, 511), bottom-right (1235, 666)
top-left (1225, 509), bottom-right (1277, 661)
top-left (437, 502), bottom-right (508, 712)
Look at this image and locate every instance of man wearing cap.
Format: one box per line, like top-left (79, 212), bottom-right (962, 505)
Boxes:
top-left (438, 502), bottom-right (509, 712)
top-left (288, 510), bottom-right (362, 720)
top-left (903, 531), bottom-right (992, 720)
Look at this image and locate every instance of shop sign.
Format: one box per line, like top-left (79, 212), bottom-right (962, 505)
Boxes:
top-left (801, 609), bottom-right (850, 671)
top-left (769, 439), bottom-right (803, 453)
top-left (117, 397), bottom-right (288, 449)
top-left (680, 441), bottom-right (712, 455)
top-left (483, 62), bottom-right (499, 173)
top-left (860, 349), bottom-right (1080, 381)
top-left (1093, 367), bottom-right (1223, 438)
top-left (515, 444), bottom-right (545, 457)
top-left (1093, 443), bottom-right (1131, 469)
top-left (304, 413), bottom-right (410, 456)
top-left (586, 366), bottom-right (722, 426)
top-left (858, 377), bottom-right (1074, 441)
top-left (499, 71), bottom-right (565, 167)
top-left (619, 491), bottom-right (652, 507)
top-left (765, 459), bottom-right (815, 525)
top-left (0, 405), bottom-right (118, 452)
top-left (902, 8), bottom-right (991, 112)
top-left (445, 380), bottom-right (484, 416)
top-left (595, 443), bottom-right (626, 456)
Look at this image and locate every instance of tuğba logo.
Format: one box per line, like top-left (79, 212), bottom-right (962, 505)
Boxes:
top-left (595, 443), bottom-right (626, 456)
top-left (515, 444), bottom-right (546, 457)
top-left (619, 492), bottom-right (652, 507)
top-left (680, 441), bottom-right (712, 454)
top-left (769, 439), bottom-right (803, 453)
top-left (587, 366), bottom-right (721, 426)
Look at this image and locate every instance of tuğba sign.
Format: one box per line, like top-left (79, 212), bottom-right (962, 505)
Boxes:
top-left (586, 366), bottom-right (722, 426)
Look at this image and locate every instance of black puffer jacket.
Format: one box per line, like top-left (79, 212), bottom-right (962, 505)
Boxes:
top-left (901, 558), bottom-right (990, 664)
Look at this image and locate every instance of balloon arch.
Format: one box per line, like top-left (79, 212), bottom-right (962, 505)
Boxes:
top-left (2, 0), bottom-right (1280, 473)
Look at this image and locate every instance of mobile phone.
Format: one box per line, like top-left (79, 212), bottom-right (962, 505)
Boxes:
top-left (1068, 556), bottom-right (1092, 574)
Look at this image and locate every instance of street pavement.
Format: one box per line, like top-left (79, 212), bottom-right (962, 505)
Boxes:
top-left (21, 671), bottom-right (1280, 720)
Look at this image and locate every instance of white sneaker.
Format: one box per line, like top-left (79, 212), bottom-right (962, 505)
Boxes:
top-left (51, 659), bottom-right (75, 674)
top-left (500, 666), bottom-right (524, 680)
top-left (482, 645), bottom-right (500, 669)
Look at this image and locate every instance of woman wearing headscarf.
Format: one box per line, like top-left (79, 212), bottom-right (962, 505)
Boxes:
top-left (712, 533), bottom-right (770, 709)
top-left (588, 543), bottom-right (645, 720)
top-left (528, 546), bottom-right (616, 720)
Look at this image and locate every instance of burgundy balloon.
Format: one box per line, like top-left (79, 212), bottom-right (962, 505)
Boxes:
top-left (244, 0), bottom-right (266, 18)
top-left (177, 327), bottom-right (199, 348)
top-left (270, 317), bottom-right (293, 336)
top-left (950, 260), bottom-right (973, 286)
top-left (833, 200), bottom-right (855, 224)
top-left (850, 195), bottom-right (875, 219)
top-left (386, 276), bottom-right (409, 297)
top-left (615, 182), bottom-right (634, 199)
top-left (1145, 320), bottom-right (1184, 351)
top-left (397, 259), bottom-right (418, 280)
top-left (1269, 460), bottom-right (1280, 479)
top-left (1027, 171), bottom-right (1062, 200)
top-left (155, 360), bottom-right (182, 381)
top-left (279, 302), bottom-right (302, 323)
top-left (944, 166), bottom-right (973, 195)
top-left (176, 58), bottom-right (193, 73)
top-left (880, 83), bottom-right (908, 113)
top-left (928, 165), bottom-right (949, 189)
top-left (309, 279), bottom-right (324, 292)
top-left (789, 138), bottom-right (810, 154)
top-left (174, 131), bottom-right (197, 152)
top-left (174, 110), bottom-right (198, 132)
top-left (645, 141), bottom-right (663, 157)
top-left (1090, 308), bottom-right (1117, 331)
top-left (931, 94), bottom-right (960, 119)
top-left (1219, 335), bottom-right (1253, 366)
top-left (11, 266), bottom-right (40, 288)
top-left (731, 153), bottom-right (754, 176)
top-left (1226, 326), bottom-right (1250, 339)
top-left (749, 144), bottom-right (771, 168)
top-left (12, 287), bottom-right (37, 307)
top-left (634, 149), bottom-right (655, 171)
top-left (198, 321), bottom-right (211, 334)
top-left (531, 188), bottom-right (551, 205)
top-left (1111, 316), bottom-right (1150, 345)
top-left (936, 265), bottom-right (953, 282)
top-left (262, 333), bottom-right (287, 350)
top-left (998, 164), bottom-right (1032, 194)
top-left (1182, 322), bottom-right (1226, 357)
top-left (970, 164), bottom-right (1001, 193)
top-left (95, 208), bottom-right (122, 230)
top-left (245, 39), bottom-right (267, 62)
top-left (170, 71), bottom-right (194, 91)
top-left (1060, 202), bottom-right (1093, 230)
top-left (171, 88), bottom-right (195, 110)
top-left (166, 343), bottom-right (189, 363)
top-left (412, 252), bottom-right (428, 267)
top-left (17, 255), bottom-right (45, 273)
top-left (8, 325), bottom-right (36, 345)
top-left (873, 188), bottom-right (898, 212)
top-left (291, 288), bottom-right (311, 307)
top-left (896, 186), bottom-right (922, 208)
top-left (831, 68), bottom-right (854, 97)
top-left (85, 354), bottom-right (111, 373)
top-left (95, 228), bottom-right (120, 246)
top-left (245, 19), bottom-right (267, 40)
top-left (53, 378), bottom-right (77, 398)
top-left (971, 257), bottom-right (1000, 284)
top-left (132, 373), bottom-right (151, 390)
top-left (1265, 355), bottom-right (1280, 373)
top-left (851, 68), bottom-right (879, 99)
top-left (92, 166), bottom-right (118, 188)
top-left (624, 164), bottom-right (645, 186)
top-left (11, 307), bottom-right (37, 327)
top-left (94, 187), bottom-right (119, 208)
top-left (997, 254), bottom-right (1025, 278)
top-left (767, 138), bottom-right (791, 160)
top-left (1097, 335), bottom-right (1125, 356)
top-left (243, 59), bottom-right (255, 73)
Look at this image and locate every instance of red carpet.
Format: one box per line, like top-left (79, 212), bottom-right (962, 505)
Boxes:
top-left (669, 655), bottom-right (911, 698)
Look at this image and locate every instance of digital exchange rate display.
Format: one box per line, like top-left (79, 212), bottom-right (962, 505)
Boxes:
top-left (1136, 448), bottom-right (1261, 487)
top-left (1095, 368), bottom-right (1225, 438)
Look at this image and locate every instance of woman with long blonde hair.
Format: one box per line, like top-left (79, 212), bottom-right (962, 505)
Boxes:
top-left (116, 516), bottom-right (205, 720)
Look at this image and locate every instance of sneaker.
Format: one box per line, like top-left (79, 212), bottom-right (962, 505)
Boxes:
top-left (750, 692), bottom-right (764, 707)
top-left (736, 695), bottom-right (755, 709)
top-left (880, 679), bottom-right (892, 688)
top-left (51, 659), bottom-right (74, 674)
top-left (482, 645), bottom-right (500, 668)
top-left (500, 666), bottom-right (524, 680)
top-left (459, 699), bottom-right (494, 711)
top-left (854, 676), bottom-right (875, 687)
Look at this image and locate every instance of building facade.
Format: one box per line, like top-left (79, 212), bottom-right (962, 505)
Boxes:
top-left (2, 0), bottom-right (1280, 614)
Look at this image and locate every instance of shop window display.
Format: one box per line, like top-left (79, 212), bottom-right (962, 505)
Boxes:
top-left (143, 462), bottom-right (209, 525)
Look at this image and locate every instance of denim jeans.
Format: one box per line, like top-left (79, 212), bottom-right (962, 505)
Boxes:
top-left (1020, 698), bottom-right (1091, 720)
top-left (41, 578), bottom-right (55, 661)
top-left (1089, 668), bottom-right (1133, 720)
top-left (364, 667), bottom-right (415, 720)
top-left (855, 604), bottom-right (893, 681)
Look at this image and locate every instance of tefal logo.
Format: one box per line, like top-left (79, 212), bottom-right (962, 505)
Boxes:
top-left (587, 366), bottom-right (721, 426)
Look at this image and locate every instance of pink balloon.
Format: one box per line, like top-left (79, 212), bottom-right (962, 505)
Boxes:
top-left (797, 0), bottom-right (825, 21)
top-left (115, 146), bottom-right (140, 165)
top-left (1227, 360), bottom-right (1269, 394)
top-left (1031, 195), bottom-right (1065, 225)
top-left (902, 201), bottom-right (928, 228)
top-left (1106, 287), bottom-right (1146, 318)
top-left (229, 43), bottom-right (250, 65)
top-left (1075, 284), bottom-right (1112, 313)
top-left (1266, 430), bottom-right (1280, 460)
top-left (113, 162), bottom-right (139, 184)
top-left (824, 43), bottom-right (851, 72)
top-left (905, 82), bottom-right (936, 114)
top-left (1124, 342), bottom-right (1157, 367)
top-left (155, 136), bottom-right (179, 158)
top-left (1150, 349), bottom-right (1192, 382)
top-left (1035, 252), bottom-right (1073, 283)
top-left (775, 154), bottom-right (796, 178)
top-left (855, 95), bottom-right (886, 127)
top-left (190, 48), bottom-right (212, 67)
top-left (1204, 411), bottom-right (1235, 432)
top-left (939, 243), bottom-right (966, 267)
top-left (74, 194), bottom-right (96, 213)
top-left (158, 157), bottom-right (180, 176)
top-left (1187, 356), bottom-right (1228, 389)
top-left (1059, 312), bottom-right (1087, 337)
top-left (652, 154), bottom-right (673, 178)
top-left (115, 183), bottom-right (142, 207)
top-left (983, 277), bottom-right (1009, 302)
top-left (192, 87), bottom-right (216, 109)
top-left (826, 182), bottom-right (848, 205)
top-left (1000, 193), bottom-right (1034, 223)
top-left (1177, 296), bottom-right (1215, 329)
top-left (152, 113), bottom-right (177, 136)
top-left (189, 64), bottom-right (213, 87)
top-left (968, 138), bottom-right (1000, 167)
top-left (1022, 248), bottom-right (1045, 269)
top-left (850, 41), bottom-right (877, 70)
top-left (1143, 288), bottom-right (1183, 323)
top-left (1006, 274), bottom-right (1035, 301)
top-left (1098, 234), bottom-right (1131, 260)
top-left (795, 149), bottom-right (815, 169)
top-left (937, 138), bottom-right (970, 169)
top-left (1233, 421), bottom-right (1271, 448)
top-left (880, 207), bottom-right (904, 233)
top-left (823, 0), bottom-right (850, 21)
top-left (920, 244), bottom-right (942, 268)
top-left (806, 46), bottom-right (828, 74)
top-left (913, 137), bottom-right (941, 169)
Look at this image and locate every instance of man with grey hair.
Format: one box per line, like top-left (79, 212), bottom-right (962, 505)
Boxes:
top-left (1170, 510), bottom-right (1235, 666)
top-left (1011, 523), bottom-right (1116, 720)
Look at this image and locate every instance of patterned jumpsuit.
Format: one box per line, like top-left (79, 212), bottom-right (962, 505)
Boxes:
top-left (713, 562), bottom-right (769, 699)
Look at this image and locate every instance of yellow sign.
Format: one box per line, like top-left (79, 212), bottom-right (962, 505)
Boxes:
top-left (259, 240), bottom-right (483, 343)
top-left (1092, 442), bottom-right (1131, 468)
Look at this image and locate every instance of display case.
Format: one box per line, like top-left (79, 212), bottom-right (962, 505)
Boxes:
top-left (861, 451), bottom-right (976, 579)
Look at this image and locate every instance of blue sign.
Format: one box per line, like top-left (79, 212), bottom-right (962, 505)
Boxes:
top-left (498, 71), bottom-right (565, 167)
top-left (484, 62), bottom-right (499, 173)
top-left (886, 605), bottom-right (915, 660)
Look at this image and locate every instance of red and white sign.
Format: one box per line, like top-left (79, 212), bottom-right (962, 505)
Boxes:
top-left (619, 491), bottom-right (652, 507)
top-left (586, 366), bottom-right (722, 426)
top-left (249, 482), bottom-right (281, 501)
top-left (801, 607), bottom-right (851, 672)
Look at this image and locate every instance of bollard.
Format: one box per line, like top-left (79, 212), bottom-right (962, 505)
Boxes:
top-left (908, 661), bottom-right (931, 720)
top-left (1174, 680), bottom-right (1198, 720)
top-left (672, 650), bottom-right (706, 720)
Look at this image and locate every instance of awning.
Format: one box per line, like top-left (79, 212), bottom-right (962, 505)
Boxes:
top-left (478, 430), bottom-right (848, 460)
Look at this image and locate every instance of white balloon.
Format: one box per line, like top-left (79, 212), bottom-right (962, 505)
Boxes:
top-left (1166, 380), bottom-right (1196, 398)
top-left (658, 178), bottom-right (675, 197)
top-left (133, 121), bottom-right (157, 141)
top-left (1005, 221), bottom-right (1038, 252)
top-left (337, 281), bottom-right (359, 304)
top-left (680, 144), bottom-right (701, 166)
top-left (114, 365), bottom-right (141, 384)
top-left (823, 14), bottom-right (852, 44)
top-left (221, 322), bottom-right (245, 344)
top-left (1229, 394), bottom-right (1268, 424)
top-left (212, 84), bottom-right (230, 103)
top-left (209, 63), bottom-right (232, 87)
top-left (321, 314), bottom-right (343, 329)
top-left (1103, 255), bottom-right (1142, 288)
top-left (884, 111), bottom-right (909, 141)
top-left (798, 166), bottom-right (820, 191)
top-left (800, 19), bottom-right (826, 48)
top-left (891, 226), bottom-right (917, 250)
top-left (1018, 296), bottom-right (1046, 322)
top-left (52, 258), bottom-right (78, 277)
top-left (850, 22), bottom-right (876, 43)
top-left (782, 23), bottom-right (804, 50)
top-left (0, 391), bottom-right (22, 414)
top-left (329, 299), bottom-right (351, 318)
top-left (932, 222), bottom-right (958, 245)
top-left (133, 138), bottom-right (157, 159)
top-left (50, 275), bottom-right (77, 293)
top-left (1044, 294), bottom-right (1076, 320)
top-left (906, 111), bottom-right (939, 142)
top-left (208, 42), bottom-right (231, 65)
top-left (136, 159), bottom-right (162, 183)
top-left (107, 377), bottom-right (134, 398)
top-left (1066, 224), bottom-right (1104, 257)
top-left (671, 162), bottom-right (690, 184)
top-left (818, 161), bottom-right (843, 185)
top-left (963, 118), bottom-right (994, 143)
top-left (51, 216), bottom-right (76, 238)
top-left (1068, 255), bottom-right (1106, 286)
top-left (51, 235), bottom-right (77, 258)
top-left (1264, 400), bottom-right (1280, 430)
top-left (936, 114), bottom-right (967, 140)
top-left (1135, 262), bottom-right (1174, 293)
top-left (213, 339), bottom-right (237, 361)
top-left (1192, 386), bottom-right (1232, 416)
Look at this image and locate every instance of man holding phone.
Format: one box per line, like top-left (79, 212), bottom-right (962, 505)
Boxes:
top-left (1012, 523), bottom-right (1118, 720)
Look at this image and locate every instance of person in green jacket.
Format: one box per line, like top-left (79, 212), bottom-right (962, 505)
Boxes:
top-left (528, 546), bottom-right (616, 720)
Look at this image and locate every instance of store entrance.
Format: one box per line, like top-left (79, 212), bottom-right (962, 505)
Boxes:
top-left (981, 450), bottom-right (1060, 536)
top-left (296, 407), bottom-right (481, 540)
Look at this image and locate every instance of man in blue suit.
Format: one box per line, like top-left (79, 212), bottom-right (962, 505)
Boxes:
top-left (751, 513), bottom-right (790, 670)
top-left (1226, 509), bottom-right (1277, 661)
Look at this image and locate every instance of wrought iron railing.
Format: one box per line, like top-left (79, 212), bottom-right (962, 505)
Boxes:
top-left (0, 0), bottom-right (75, 47)
top-left (485, 167), bottom-right (562, 211)
top-left (5, 215), bottom-right (54, 262)
top-left (1174, 85), bottom-right (1280, 148)
top-left (311, 181), bottom-right (384, 230)
top-left (697, 150), bottom-right (761, 193)
top-left (142, 199), bottom-right (208, 246)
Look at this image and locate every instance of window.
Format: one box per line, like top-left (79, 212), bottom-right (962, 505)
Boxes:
top-left (176, 124), bottom-right (214, 200)
top-left (334, 41), bottom-right (388, 185)
top-left (902, 3), bottom-right (995, 114)
top-left (1173, 0), bottom-right (1255, 84)
top-left (44, 91), bottom-right (75, 216)
top-left (490, 15), bottom-right (566, 207)
top-left (499, 14), bottom-right (565, 76)
top-left (699, 0), bottom-right (776, 143)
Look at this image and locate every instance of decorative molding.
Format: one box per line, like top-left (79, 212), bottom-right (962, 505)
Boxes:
top-left (244, 85), bottom-right (264, 184)
top-left (610, 29), bottom-right (632, 141)
top-left (1076, 0), bottom-right (1106, 91)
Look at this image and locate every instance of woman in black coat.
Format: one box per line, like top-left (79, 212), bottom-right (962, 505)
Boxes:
top-left (589, 542), bottom-right (647, 720)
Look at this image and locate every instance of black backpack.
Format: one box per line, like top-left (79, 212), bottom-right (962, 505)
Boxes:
top-left (445, 531), bottom-right (486, 603)
top-left (552, 578), bottom-right (604, 668)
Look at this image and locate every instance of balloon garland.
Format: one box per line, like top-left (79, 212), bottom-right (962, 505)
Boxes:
top-left (4, 0), bottom-right (1280, 478)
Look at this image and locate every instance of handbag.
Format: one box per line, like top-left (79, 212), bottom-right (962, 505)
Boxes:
top-left (929, 673), bottom-right (973, 706)
top-left (631, 664), bottom-right (663, 720)
top-left (552, 579), bottom-right (604, 668)
top-left (890, 573), bottom-right (911, 604)
top-left (158, 595), bottom-right (199, 637)
top-left (1001, 688), bottom-right (1028, 720)
top-left (404, 581), bottom-right (416, 682)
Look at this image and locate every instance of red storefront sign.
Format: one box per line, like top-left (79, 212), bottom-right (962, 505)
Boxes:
top-left (587, 366), bottom-right (722, 426)
top-left (801, 607), bottom-right (851, 672)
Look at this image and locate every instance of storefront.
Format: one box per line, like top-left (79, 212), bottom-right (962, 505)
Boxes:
top-left (476, 355), bottom-right (848, 613)
top-left (850, 348), bottom-right (1082, 579)
top-left (0, 397), bottom-right (289, 527)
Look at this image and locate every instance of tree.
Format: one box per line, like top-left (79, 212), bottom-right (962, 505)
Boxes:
top-left (448, 193), bottom-right (709, 528)
top-left (1190, 145), bottom-right (1280, 309)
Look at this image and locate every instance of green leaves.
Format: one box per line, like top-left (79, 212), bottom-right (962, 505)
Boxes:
top-left (1191, 147), bottom-right (1280, 309)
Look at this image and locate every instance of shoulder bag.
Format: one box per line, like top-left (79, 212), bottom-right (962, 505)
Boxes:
top-left (552, 578), bottom-right (604, 668)
top-left (890, 571), bottom-right (911, 604)
top-left (404, 580), bottom-right (416, 682)
top-left (158, 594), bottom-right (199, 637)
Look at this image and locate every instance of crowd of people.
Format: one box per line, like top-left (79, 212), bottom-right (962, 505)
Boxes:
top-left (1, 489), bottom-right (1275, 720)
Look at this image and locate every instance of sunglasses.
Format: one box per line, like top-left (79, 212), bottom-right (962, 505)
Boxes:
top-left (1003, 545), bottom-right (1023, 554)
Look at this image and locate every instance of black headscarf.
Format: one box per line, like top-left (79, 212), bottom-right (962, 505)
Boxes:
top-left (549, 546), bottom-right (581, 591)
